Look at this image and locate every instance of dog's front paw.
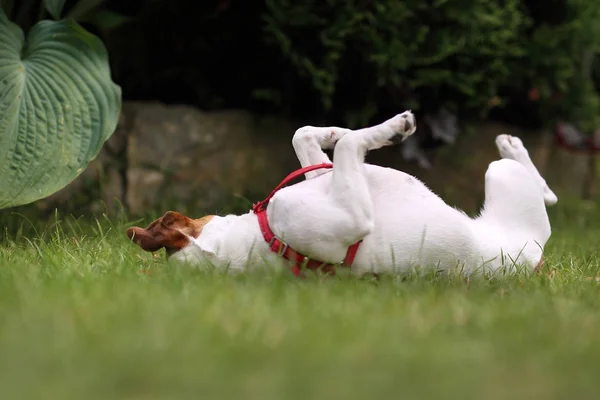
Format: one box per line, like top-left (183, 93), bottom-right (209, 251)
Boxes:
top-left (388, 111), bottom-right (417, 144)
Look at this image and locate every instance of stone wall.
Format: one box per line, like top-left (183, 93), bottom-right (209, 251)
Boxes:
top-left (36, 102), bottom-right (597, 217)
top-left (38, 102), bottom-right (302, 216)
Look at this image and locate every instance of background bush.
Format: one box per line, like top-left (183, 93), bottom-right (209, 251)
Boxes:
top-left (103, 0), bottom-right (600, 130)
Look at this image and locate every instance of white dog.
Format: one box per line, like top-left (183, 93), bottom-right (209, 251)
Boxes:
top-left (127, 111), bottom-right (557, 276)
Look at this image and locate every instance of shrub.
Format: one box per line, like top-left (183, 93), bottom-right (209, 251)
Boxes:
top-left (263, 0), bottom-right (530, 126)
top-left (100, 0), bottom-right (600, 131)
top-left (262, 0), bottom-right (600, 130)
top-left (516, 0), bottom-right (600, 132)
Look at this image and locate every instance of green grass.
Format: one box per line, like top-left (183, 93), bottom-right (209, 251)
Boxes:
top-left (1, 201), bottom-right (600, 400)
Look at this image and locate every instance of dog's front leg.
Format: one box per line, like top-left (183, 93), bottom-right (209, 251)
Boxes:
top-left (292, 125), bottom-right (352, 179)
top-left (328, 111), bottom-right (417, 244)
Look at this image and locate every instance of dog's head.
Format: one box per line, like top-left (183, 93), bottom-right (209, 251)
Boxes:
top-left (127, 211), bottom-right (215, 258)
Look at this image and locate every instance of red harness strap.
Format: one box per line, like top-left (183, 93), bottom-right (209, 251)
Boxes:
top-left (252, 163), bottom-right (362, 276)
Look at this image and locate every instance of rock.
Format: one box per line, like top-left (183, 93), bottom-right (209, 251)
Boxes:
top-left (124, 102), bottom-right (299, 215)
top-left (126, 168), bottom-right (165, 212)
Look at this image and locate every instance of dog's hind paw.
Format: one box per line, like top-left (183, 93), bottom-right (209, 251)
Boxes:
top-left (495, 134), bottom-right (527, 161)
top-left (495, 134), bottom-right (558, 206)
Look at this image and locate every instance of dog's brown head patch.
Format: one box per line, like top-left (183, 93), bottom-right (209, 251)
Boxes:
top-left (127, 211), bottom-right (214, 255)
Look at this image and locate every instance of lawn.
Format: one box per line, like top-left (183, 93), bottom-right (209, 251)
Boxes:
top-left (1, 201), bottom-right (600, 400)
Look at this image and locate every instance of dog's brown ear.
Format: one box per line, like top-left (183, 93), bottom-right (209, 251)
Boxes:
top-left (161, 211), bottom-right (187, 228)
top-left (127, 226), bottom-right (164, 252)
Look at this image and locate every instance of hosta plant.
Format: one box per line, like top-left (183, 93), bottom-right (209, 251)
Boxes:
top-left (0, 0), bottom-right (121, 209)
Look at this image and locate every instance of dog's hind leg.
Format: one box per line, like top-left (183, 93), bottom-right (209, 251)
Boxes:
top-left (495, 134), bottom-right (557, 205)
top-left (328, 111), bottom-right (416, 243)
top-left (479, 158), bottom-right (551, 271)
top-left (478, 136), bottom-right (555, 270)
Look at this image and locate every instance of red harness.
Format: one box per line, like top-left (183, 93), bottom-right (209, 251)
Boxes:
top-left (252, 163), bottom-right (362, 276)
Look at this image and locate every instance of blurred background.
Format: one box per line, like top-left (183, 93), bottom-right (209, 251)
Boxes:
top-left (6, 0), bottom-right (600, 219)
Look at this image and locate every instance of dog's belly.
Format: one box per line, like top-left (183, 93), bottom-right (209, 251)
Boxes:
top-left (267, 165), bottom-right (477, 273)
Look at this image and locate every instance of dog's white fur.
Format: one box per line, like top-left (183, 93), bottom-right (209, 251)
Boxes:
top-left (170, 111), bottom-right (557, 275)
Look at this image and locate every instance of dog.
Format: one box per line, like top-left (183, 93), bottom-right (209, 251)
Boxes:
top-left (127, 111), bottom-right (557, 276)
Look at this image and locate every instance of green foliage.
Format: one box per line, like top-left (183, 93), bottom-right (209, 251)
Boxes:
top-left (0, 7), bottom-right (121, 209)
top-left (65, 0), bottom-right (131, 33)
top-left (263, 0), bottom-right (600, 129)
top-left (520, 0), bottom-right (600, 131)
top-left (7, 0), bottom-right (130, 34)
top-left (264, 0), bottom-right (530, 126)
top-left (43, 0), bottom-right (66, 19)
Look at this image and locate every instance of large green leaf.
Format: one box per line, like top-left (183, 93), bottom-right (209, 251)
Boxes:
top-left (0, 10), bottom-right (121, 209)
